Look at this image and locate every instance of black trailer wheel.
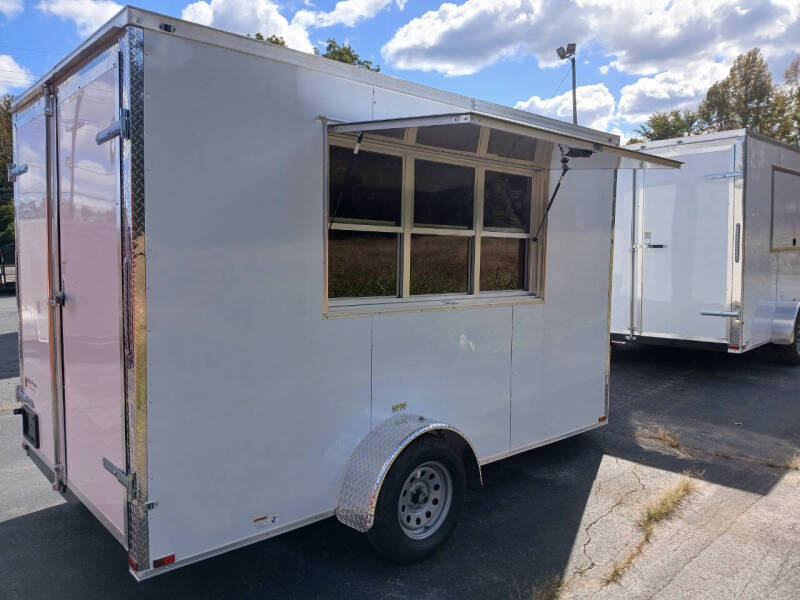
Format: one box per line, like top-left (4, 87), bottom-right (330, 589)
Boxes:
top-left (775, 314), bottom-right (800, 365)
top-left (367, 435), bottom-right (466, 563)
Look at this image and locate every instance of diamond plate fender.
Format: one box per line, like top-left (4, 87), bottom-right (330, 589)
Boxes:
top-left (772, 301), bottom-right (800, 345)
top-left (336, 414), bottom-right (481, 533)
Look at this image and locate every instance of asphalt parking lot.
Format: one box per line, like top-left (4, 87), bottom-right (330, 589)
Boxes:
top-left (1, 292), bottom-right (799, 600)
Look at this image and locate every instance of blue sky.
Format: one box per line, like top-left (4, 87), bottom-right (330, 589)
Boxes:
top-left (2, 0), bottom-right (799, 139)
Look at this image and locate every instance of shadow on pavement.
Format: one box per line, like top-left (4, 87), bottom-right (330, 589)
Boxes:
top-left (595, 342), bottom-right (800, 496)
top-left (0, 438), bottom-right (602, 599)
top-left (0, 332), bottom-right (18, 379)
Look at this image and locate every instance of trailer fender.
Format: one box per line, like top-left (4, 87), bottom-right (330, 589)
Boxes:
top-left (335, 414), bottom-right (481, 533)
top-left (771, 301), bottom-right (800, 345)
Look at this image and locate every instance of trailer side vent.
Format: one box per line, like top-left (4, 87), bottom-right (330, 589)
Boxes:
top-left (159, 23), bottom-right (175, 33)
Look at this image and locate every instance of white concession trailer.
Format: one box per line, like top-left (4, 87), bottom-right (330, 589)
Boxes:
top-left (9, 7), bottom-right (677, 579)
top-left (611, 130), bottom-right (800, 362)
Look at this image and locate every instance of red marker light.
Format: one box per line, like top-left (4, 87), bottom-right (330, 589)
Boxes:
top-left (128, 557), bottom-right (139, 571)
top-left (153, 554), bottom-right (175, 568)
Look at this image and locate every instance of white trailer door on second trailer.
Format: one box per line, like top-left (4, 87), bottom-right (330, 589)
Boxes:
top-left (639, 148), bottom-right (734, 341)
top-left (57, 63), bottom-right (126, 539)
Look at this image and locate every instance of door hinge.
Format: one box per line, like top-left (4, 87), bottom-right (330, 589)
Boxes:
top-left (47, 290), bottom-right (66, 307)
top-left (102, 458), bottom-right (137, 500)
top-left (7, 163), bottom-right (28, 182)
top-left (96, 108), bottom-right (130, 145)
top-left (44, 94), bottom-right (57, 117)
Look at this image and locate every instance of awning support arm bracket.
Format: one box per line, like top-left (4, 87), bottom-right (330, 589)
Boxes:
top-left (532, 155), bottom-right (570, 242)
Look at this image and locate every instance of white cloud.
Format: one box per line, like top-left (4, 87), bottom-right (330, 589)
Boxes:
top-left (382, 0), bottom-right (800, 79)
top-left (616, 60), bottom-right (730, 123)
top-left (181, 0), bottom-right (314, 52)
top-left (395, 0), bottom-right (406, 8)
top-left (293, 0), bottom-right (392, 28)
top-left (382, 0), bottom-right (591, 76)
top-left (0, 0), bottom-right (23, 19)
top-left (0, 55), bottom-right (34, 94)
top-left (37, 0), bottom-right (122, 37)
top-left (516, 83), bottom-right (616, 131)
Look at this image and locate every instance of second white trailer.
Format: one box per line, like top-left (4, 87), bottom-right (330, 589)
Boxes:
top-left (611, 130), bottom-right (800, 361)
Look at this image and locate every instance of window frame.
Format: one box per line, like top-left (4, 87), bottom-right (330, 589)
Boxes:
top-left (770, 165), bottom-right (800, 253)
top-left (324, 126), bottom-right (549, 315)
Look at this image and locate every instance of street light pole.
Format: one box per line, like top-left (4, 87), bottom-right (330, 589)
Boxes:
top-left (556, 43), bottom-right (578, 125)
top-left (570, 55), bottom-right (577, 125)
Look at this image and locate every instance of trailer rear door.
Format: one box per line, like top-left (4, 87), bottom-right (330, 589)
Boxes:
top-left (638, 147), bottom-right (736, 342)
top-left (14, 101), bottom-right (58, 465)
top-left (56, 61), bottom-right (127, 540)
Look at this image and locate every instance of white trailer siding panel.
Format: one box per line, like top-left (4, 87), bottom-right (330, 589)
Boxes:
top-left (142, 32), bottom-right (375, 561)
top-left (371, 308), bottom-right (513, 459)
top-left (510, 170), bottom-right (611, 450)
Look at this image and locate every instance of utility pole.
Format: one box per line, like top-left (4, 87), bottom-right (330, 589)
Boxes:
top-left (557, 43), bottom-right (578, 125)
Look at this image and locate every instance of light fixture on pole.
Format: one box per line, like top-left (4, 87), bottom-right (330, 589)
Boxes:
top-left (556, 43), bottom-right (577, 125)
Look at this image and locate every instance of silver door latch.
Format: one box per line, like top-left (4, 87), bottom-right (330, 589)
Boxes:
top-left (48, 290), bottom-right (66, 307)
top-left (96, 109), bottom-right (130, 145)
top-left (103, 458), bottom-right (136, 500)
top-left (700, 310), bottom-right (741, 318)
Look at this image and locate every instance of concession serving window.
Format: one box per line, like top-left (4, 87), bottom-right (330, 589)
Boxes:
top-left (324, 112), bottom-right (679, 312)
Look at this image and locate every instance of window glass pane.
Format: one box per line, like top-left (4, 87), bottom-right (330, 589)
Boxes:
top-left (415, 123), bottom-right (481, 153)
top-left (329, 231), bottom-right (398, 297)
top-left (483, 171), bottom-right (531, 232)
top-left (410, 235), bottom-right (470, 295)
top-left (480, 237), bottom-right (527, 291)
top-left (329, 146), bottom-right (402, 226)
top-left (487, 129), bottom-right (538, 162)
top-left (414, 160), bottom-right (474, 228)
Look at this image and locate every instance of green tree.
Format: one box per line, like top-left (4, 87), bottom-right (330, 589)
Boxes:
top-left (633, 110), bottom-right (699, 141)
top-left (778, 57), bottom-right (800, 146)
top-left (315, 39), bottom-right (380, 72)
top-left (253, 32), bottom-right (286, 46)
top-left (697, 48), bottom-right (778, 134)
top-left (1, 94), bottom-right (12, 206)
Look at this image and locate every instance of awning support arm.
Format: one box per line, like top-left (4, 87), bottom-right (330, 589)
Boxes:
top-left (328, 132), bottom-right (364, 230)
top-left (532, 155), bottom-right (570, 242)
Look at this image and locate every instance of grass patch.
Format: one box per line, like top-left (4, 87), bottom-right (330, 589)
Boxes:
top-left (603, 475), bottom-right (696, 585)
top-left (521, 575), bottom-right (567, 600)
top-left (653, 427), bottom-right (681, 449)
top-left (765, 454), bottom-right (800, 471)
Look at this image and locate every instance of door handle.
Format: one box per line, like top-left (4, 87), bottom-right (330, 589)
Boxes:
top-left (644, 243), bottom-right (665, 248)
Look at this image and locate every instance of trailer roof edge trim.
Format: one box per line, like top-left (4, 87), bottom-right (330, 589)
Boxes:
top-left (329, 113), bottom-right (681, 170)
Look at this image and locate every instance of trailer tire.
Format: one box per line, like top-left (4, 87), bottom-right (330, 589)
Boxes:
top-left (775, 315), bottom-right (800, 365)
top-left (367, 435), bottom-right (465, 563)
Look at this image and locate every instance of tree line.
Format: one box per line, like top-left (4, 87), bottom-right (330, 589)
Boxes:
top-left (629, 49), bottom-right (800, 145)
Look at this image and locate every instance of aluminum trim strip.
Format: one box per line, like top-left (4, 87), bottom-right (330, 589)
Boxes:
top-left (330, 113), bottom-right (682, 169)
top-left (119, 26), bottom-right (149, 570)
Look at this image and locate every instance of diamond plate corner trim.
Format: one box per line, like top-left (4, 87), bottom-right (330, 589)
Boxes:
top-left (335, 415), bottom-right (479, 533)
top-left (120, 26), bottom-right (149, 570)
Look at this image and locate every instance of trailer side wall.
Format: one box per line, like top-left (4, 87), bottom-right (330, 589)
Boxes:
top-left (142, 31), bottom-right (611, 565)
top-left (742, 137), bottom-right (800, 347)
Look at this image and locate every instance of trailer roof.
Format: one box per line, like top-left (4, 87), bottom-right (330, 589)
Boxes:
top-left (13, 5), bottom-right (618, 148)
top-left (331, 113), bottom-right (681, 170)
top-left (626, 129), bottom-right (800, 156)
